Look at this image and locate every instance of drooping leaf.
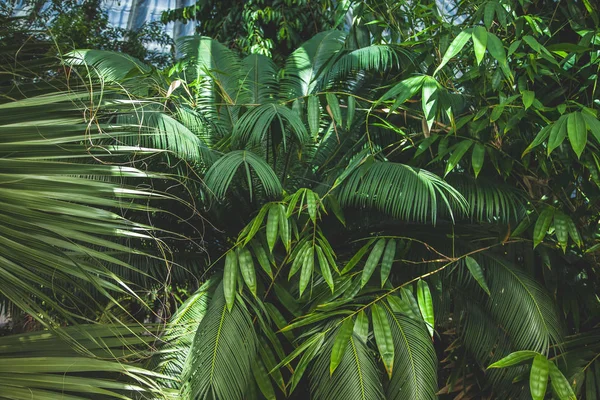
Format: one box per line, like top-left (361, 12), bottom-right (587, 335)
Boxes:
top-left (472, 26), bottom-right (488, 65)
top-left (530, 354), bottom-right (549, 400)
top-left (223, 251), bottom-right (239, 311)
top-left (361, 239), bottom-right (386, 287)
top-left (372, 304), bottom-right (395, 378)
top-left (380, 239), bottom-right (397, 287)
top-left (567, 112), bottom-right (587, 158)
top-left (434, 30), bottom-right (472, 75)
top-left (330, 318), bottom-right (354, 375)
top-left (465, 256), bottom-right (491, 295)
top-left (417, 280), bottom-right (435, 338)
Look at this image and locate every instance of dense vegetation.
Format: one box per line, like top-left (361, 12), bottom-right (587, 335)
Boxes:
top-left (1, 0), bottom-right (600, 399)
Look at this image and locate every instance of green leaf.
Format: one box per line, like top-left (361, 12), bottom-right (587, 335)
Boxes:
top-left (465, 256), bottom-right (490, 295)
top-left (371, 304), bottom-right (395, 378)
top-left (380, 239), bottom-right (397, 287)
top-left (490, 104), bottom-right (504, 122)
top-left (549, 362), bottom-right (576, 400)
top-left (299, 246), bottom-right (314, 297)
top-left (250, 240), bottom-right (273, 279)
top-left (278, 204), bottom-right (290, 251)
top-left (522, 90), bottom-right (535, 110)
top-left (361, 238), bottom-right (386, 287)
top-left (530, 354), bottom-right (549, 400)
top-left (472, 26), bottom-right (488, 65)
top-left (223, 251), bottom-right (239, 311)
top-left (582, 112), bottom-right (600, 144)
top-left (417, 280), bottom-right (434, 338)
top-left (434, 30), bottom-right (472, 75)
top-left (238, 247), bottom-right (257, 296)
top-left (346, 96), bottom-right (356, 130)
top-left (330, 318), bottom-right (354, 375)
top-left (548, 115), bottom-right (568, 155)
top-left (487, 350), bottom-right (538, 369)
top-left (266, 205), bottom-right (280, 253)
top-left (472, 143), bottom-right (485, 177)
top-left (523, 125), bottom-right (551, 156)
top-left (486, 32), bottom-right (511, 80)
top-left (341, 239), bottom-right (375, 274)
top-left (307, 191), bottom-right (317, 223)
top-left (307, 95), bottom-right (321, 136)
top-left (316, 246), bottom-right (334, 293)
top-left (380, 76), bottom-right (426, 113)
top-left (421, 77), bottom-right (438, 130)
top-left (252, 358), bottom-right (276, 400)
top-left (484, 1), bottom-right (496, 28)
top-left (553, 212), bottom-right (569, 252)
top-left (353, 311), bottom-right (369, 343)
top-left (445, 140), bottom-right (473, 176)
top-left (326, 93), bottom-right (343, 127)
top-left (533, 207), bottom-right (555, 248)
top-left (567, 112), bottom-right (587, 158)
top-left (289, 335), bottom-right (324, 394)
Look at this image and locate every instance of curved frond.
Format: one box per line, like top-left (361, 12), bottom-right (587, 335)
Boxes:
top-left (0, 90), bottom-right (178, 323)
top-left (325, 45), bottom-right (399, 85)
top-left (181, 283), bottom-right (257, 400)
top-left (152, 283), bottom-right (212, 388)
top-left (383, 305), bottom-right (438, 400)
top-left (205, 150), bottom-right (282, 200)
top-left (310, 330), bottom-right (385, 400)
top-left (336, 161), bottom-right (466, 223)
top-left (447, 175), bottom-right (526, 223)
top-left (0, 324), bottom-right (167, 399)
top-left (65, 49), bottom-right (152, 83)
top-left (241, 54), bottom-right (280, 104)
top-left (233, 103), bottom-right (309, 149)
top-left (280, 30), bottom-right (346, 98)
top-left (485, 256), bottom-right (564, 353)
top-left (114, 105), bottom-right (215, 164)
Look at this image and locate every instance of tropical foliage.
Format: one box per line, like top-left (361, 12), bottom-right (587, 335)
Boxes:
top-left (2, 0), bottom-right (600, 399)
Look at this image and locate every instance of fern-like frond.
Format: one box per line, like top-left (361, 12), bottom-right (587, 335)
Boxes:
top-left (484, 256), bottom-right (564, 353)
top-left (240, 54), bottom-right (280, 104)
top-left (65, 49), bottom-right (152, 83)
top-left (181, 283), bottom-right (257, 400)
top-left (325, 45), bottom-right (399, 85)
top-left (205, 150), bottom-right (282, 201)
top-left (382, 305), bottom-right (438, 400)
top-left (114, 105), bottom-right (215, 164)
top-left (310, 330), bottom-right (385, 400)
top-left (447, 175), bottom-right (526, 223)
top-left (0, 324), bottom-right (169, 399)
top-left (336, 161), bottom-right (466, 223)
top-left (232, 103), bottom-right (309, 149)
top-left (152, 282), bottom-right (212, 389)
top-left (280, 30), bottom-right (346, 98)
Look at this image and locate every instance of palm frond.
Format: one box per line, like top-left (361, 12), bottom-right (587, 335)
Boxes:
top-left (447, 175), bottom-right (526, 223)
top-left (205, 150), bottom-right (283, 201)
top-left (484, 255), bottom-right (564, 353)
top-left (325, 45), bottom-right (399, 85)
top-left (181, 283), bottom-right (257, 400)
top-left (152, 282), bottom-right (212, 389)
top-left (0, 324), bottom-right (170, 399)
top-left (280, 30), bottom-right (346, 98)
top-left (382, 305), bottom-right (438, 400)
top-left (232, 103), bottom-right (309, 149)
top-left (336, 161), bottom-right (467, 223)
top-left (310, 329), bottom-right (385, 400)
top-left (0, 89), bottom-right (184, 323)
top-left (65, 49), bottom-right (152, 84)
top-left (114, 104), bottom-right (215, 165)
top-left (240, 54), bottom-right (280, 104)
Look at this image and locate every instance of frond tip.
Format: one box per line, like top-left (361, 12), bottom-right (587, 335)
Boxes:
top-left (205, 150), bottom-right (283, 201)
top-left (336, 161), bottom-right (466, 223)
